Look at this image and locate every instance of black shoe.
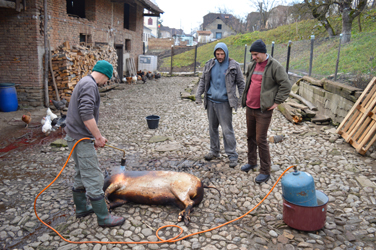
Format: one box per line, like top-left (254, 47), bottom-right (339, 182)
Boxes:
top-left (240, 164), bottom-right (258, 173)
top-left (229, 158), bottom-right (238, 168)
top-left (255, 174), bottom-right (270, 184)
top-left (204, 152), bottom-right (219, 161)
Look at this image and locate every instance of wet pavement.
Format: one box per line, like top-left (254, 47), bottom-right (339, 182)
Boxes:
top-left (1, 76), bottom-right (376, 250)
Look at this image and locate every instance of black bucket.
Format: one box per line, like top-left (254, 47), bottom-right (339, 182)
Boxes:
top-left (146, 115), bottom-right (160, 129)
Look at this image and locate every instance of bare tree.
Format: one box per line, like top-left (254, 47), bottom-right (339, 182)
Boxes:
top-left (304, 0), bottom-right (336, 37)
top-left (303, 0), bottom-right (367, 43)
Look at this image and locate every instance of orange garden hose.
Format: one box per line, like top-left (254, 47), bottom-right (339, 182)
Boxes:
top-left (33, 137), bottom-right (295, 245)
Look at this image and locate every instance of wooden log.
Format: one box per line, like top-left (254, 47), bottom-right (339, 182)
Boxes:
top-left (285, 101), bottom-right (308, 110)
top-left (289, 92), bottom-right (318, 111)
top-left (277, 103), bottom-right (302, 124)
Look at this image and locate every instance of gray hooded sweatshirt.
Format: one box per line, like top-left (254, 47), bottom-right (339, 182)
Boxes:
top-left (196, 43), bottom-right (245, 110)
top-left (207, 42), bottom-right (229, 103)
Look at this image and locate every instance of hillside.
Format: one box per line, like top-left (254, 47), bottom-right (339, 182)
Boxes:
top-left (160, 9), bottom-right (376, 86)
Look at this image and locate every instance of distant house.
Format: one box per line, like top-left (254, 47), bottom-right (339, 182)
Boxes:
top-left (197, 31), bottom-right (212, 43)
top-left (144, 0), bottom-right (159, 38)
top-left (246, 12), bottom-right (262, 32)
top-left (266, 5), bottom-right (292, 29)
top-left (143, 26), bottom-right (153, 53)
top-left (173, 34), bottom-right (194, 46)
top-left (159, 26), bottom-right (184, 38)
top-left (201, 13), bottom-right (236, 39)
top-left (0, 0), bottom-right (163, 107)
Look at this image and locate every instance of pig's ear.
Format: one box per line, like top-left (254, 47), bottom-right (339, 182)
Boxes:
top-left (104, 169), bottom-right (109, 179)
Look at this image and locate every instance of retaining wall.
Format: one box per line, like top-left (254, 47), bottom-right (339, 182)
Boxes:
top-left (295, 76), bottom-right (363, 125)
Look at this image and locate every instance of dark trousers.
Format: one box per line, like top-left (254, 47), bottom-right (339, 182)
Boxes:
top-left (246, 107), bottom-right (273, 175)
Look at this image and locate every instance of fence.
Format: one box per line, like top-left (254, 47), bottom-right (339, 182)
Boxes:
top-left (159, 31), bottom-right (375, 88)
top-left (244, 32), bottom-right (376, 89)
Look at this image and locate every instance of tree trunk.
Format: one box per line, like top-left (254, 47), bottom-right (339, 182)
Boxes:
top-left (341, 8), bottom-right (354, 43)
top-left (341, 0), bottom-right (367, 43)
top-left (358, 14), bottom-right (362, 32)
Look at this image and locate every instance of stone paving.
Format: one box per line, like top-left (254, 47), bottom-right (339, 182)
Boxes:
top-left (1, 76), bottom-right (376, 250)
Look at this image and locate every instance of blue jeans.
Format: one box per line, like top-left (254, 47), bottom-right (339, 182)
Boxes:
top-left (65, 135), bottom-right (104, 199)
top-left (207, 100), bottom-right (238, 159)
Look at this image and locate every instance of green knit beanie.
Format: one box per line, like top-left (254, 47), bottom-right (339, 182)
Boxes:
top-left (92, 60), bottom-right (113, 80)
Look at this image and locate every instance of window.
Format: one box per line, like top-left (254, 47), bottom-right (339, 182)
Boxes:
top-left (124, 3), bottom-right (137, 31)
top-left (80, 33), bottom-right (92, 46)
top-left (66, 0), bottom-right (85, 18)
top-left (216, 32), bottom-right (222, 39)
top-left (148, 18), bottom-right (153, 25)
top-left (125, 39), bottom-right (131, 51)
top-left (217, 24), bottom-right (222, 30)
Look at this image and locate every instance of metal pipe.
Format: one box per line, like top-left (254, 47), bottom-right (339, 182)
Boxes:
top-left (286, 40), bottom-right (292, 74)
top-left (44, 0), bottom-right (49, 107)
top-left (194, 45), bottom-right (197, 75)
top-left (334, 34), bottom-right (343, 81)
top-left (105, 144), bottom-right (126, 159)
top-left (309, 35), bottom-right (315, 76)
top-left (170, 45), bottom-right (173, 76)
top-left (271, 41), bottom-right (275, 57)
top-left (243, 44), bottom-right (247, 73)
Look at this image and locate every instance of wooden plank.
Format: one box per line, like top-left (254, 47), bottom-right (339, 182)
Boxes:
top-left (356, 122), bottom-right (376, 154)
top-left (337, 77), bottom-right (376, 155)
top-left (354, 106), bottom-right (376, 142)
top-left (336, 77), bottom-right (376, 133)
top-left (346, 96), bottom-right (376, 142)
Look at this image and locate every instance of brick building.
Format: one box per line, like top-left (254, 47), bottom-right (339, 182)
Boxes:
top-left (0, 0), bottom-right (163, 107)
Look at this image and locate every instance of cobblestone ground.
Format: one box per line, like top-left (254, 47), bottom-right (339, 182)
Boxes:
top-left (1, 77), bottom-right (376, 250)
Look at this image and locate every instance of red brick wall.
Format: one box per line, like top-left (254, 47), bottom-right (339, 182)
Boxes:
top-left (0, 0), bottom-right (144, 107)
top-left (148, 38), bottom-right (174, 52)
top-left (0, 0), bottom-right (43, 107)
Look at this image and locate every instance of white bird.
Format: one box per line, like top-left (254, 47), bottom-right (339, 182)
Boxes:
top-left (131, 75), bottom-right (137, 84)
top-left (47, 108), bottom-right (58, 120)
top-left (42, 115), bottom-right (52, 135)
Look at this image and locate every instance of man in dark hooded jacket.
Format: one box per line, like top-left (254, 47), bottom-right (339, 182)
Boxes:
top-left (196, 42), bottom-right (245, 168)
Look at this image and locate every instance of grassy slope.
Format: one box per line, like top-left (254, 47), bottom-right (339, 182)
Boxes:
top-left (162, 9), bottom-right (376, 76)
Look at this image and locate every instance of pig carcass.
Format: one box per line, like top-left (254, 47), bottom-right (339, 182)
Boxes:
top-left (103, 171), bottom-right (219, 225)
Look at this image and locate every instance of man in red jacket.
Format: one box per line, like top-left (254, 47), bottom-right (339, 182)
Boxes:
top-left (241, 40), bottom-right (291, 184)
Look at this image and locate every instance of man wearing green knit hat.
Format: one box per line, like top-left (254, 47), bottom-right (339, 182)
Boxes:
top-left (65, 60), bottom-right (125, 227)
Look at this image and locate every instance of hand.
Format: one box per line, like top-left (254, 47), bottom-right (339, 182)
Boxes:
top-left (267, 103), bottom-right (278, 111)
top-left (94, 136), bottom-right (107, 148)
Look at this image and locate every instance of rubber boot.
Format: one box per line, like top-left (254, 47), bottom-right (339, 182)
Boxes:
top-left (90, 196), bottom-right (125, 227)
top-left (72, 188), bottom-right (94, 218)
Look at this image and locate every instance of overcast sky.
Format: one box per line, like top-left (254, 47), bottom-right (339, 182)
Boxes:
top-left (154, 0), bottom-right (259, 34)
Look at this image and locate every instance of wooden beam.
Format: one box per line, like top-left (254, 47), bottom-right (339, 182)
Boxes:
top-left (289, 92), bottom-right (318, 111)
top-left (0, 0), bottom-right (23, 10)
top-left (143, 13), bottom-right (161, 17)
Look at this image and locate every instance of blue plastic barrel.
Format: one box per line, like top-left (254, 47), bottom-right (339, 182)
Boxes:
top-left (0, 83), bottom-right (18, 112)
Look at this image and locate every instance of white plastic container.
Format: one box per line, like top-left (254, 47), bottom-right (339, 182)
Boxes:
top-left (138, 55), bottom-right (158, 72)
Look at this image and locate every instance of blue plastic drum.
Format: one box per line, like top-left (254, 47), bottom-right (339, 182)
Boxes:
top-left (0, 83), bottom-right (18, 112)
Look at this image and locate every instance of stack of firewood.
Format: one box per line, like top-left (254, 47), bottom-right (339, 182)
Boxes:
top-left (48, 41), bottom-right (118, 102)
top-left (277, 92), bottom-right (317, 124)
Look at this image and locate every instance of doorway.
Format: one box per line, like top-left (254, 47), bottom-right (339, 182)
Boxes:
top-left (115, 44), bottom-right (123, 80)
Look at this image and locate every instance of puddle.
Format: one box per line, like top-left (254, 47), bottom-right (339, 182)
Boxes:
top-left (0, 129), bottom-right (64, 156)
